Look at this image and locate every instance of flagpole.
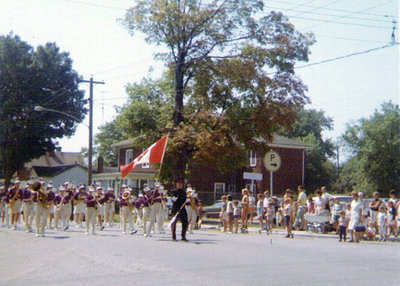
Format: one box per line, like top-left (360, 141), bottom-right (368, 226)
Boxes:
top-left (157, 133), bottom-right (169, 180)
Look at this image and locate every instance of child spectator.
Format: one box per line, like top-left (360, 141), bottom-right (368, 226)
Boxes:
top-left (256, 194), bottom-right (264, 233)
top-left (338, 210), bottom-right (349, 242)
top-left (233, 200), bottom-right (240, 233)
top-left (387, 201), bottom-right (397, 238)
top-left (265, 201), bottom-right (275, 234)
top-left (282, 197), bottom-right (294, 238)
top-left (345, 204), bottom-right (351, 219)
top-left (220, 195), bottom-right (227, 233)
top-left (332, 197), bottom-right (342, 233)
top-left (377, 205), bottom-right (388, 241)
top-left (226, 195), bottom-right (234, 234)
top-left (366, 221), bottom-right (376, 241)
top-left (307, 197), bottom-right (315, 214)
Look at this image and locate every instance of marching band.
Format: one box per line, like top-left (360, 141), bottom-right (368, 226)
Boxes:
top-left (0, 178), bottom-right (199, 241)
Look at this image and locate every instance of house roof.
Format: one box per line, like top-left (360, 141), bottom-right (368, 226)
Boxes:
top-left (268, 134), bottom-right (312, 150)
top-left (111, 140), bottom-right (134, 149)
top-left (32, 165), bottom-right (85, 177)
top-left (25, 151), bottom-right (84, 168)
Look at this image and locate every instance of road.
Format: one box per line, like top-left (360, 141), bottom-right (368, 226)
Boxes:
top-left (0, 225), bottom-right (399, 286)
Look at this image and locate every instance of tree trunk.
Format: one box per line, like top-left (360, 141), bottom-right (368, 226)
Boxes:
top-left (172, 51), bottom-right (187, 181)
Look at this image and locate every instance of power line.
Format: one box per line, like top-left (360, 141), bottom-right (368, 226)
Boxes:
top-left (300, 1), bottom-right (397, 31)
top-left (292, 43), bottom-right (398, 71)
top-left (62, 0), bottom-right (126, 11)
top-left (266, 0), bottom-right (398, 20)
top-left (93, 57), bottom-right (154, 75)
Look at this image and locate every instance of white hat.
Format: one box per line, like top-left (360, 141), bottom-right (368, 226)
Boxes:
top-left (155, 182), bottom-right (161, 188)
top-left (96, 186), bottom-right (103, 191)
top-left (15, 178), bottom-right (21, 184)
top-left (59, 186), bottom-right (65, 192)
top-left (47, 184), bottom-right (53, 188)
top-left (78, 185), bottom-right (85, 190)
top-left (121, 184), bottom-right (127, 189)
top-left (159, 185), bottom-right (164, 191)
top-left (144, 187), bottom-right (151, 192)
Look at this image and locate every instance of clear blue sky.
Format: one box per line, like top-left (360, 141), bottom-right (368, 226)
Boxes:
top-left (1, 0), bottom-right (398, 160)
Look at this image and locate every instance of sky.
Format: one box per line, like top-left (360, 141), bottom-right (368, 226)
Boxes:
top-left (1, 0), bottom-right (399, 160)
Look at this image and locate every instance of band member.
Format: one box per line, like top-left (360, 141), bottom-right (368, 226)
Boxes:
top-left (185, 187), bottom-right (198, 234)
top-left (21, 181), bottom-right (35, 232)
top-left (159, 185), bottom-right (168, 233)
top-left (73, 185), bottom-right (87, 227)
top-left (170, 178), bottom-right (189, 242)
top-left (47, 182), bottom-right (55, 229)
top-left (7, 179), bottom-right (24, 230)
top-left (54, 186), bottom-right (65, 230)
top-left (120, 190), bottom-right (134, 234)
top-left (142, 186), bottom-right (152, 237)
top-left (104, 187), bottom-right (116, 227)
top-left (84, 186), bottom-right (97, 235)
top-left (148, 182), bottom-right (164, 234)
top-left (95, 186), bottom-right (106, 231)
top-left (33, 181), bottom-right (55, 237)
top-left (0, 185), bottom-right (9, 227)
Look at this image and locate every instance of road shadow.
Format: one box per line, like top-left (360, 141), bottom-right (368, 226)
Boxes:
top-left (155, 238), bottom-right (217, 245)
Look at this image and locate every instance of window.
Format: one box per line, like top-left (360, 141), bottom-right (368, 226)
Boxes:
top-left (228, 184), bottom-right (236, 193)
top-left (125, 149), bottom-right (134, 164)
top-left (142, 163), bottom-right (150, 169)
top-left (214, 183), bottom-right (226, 193)
top-left (249, 150), bottom-right (257, 167)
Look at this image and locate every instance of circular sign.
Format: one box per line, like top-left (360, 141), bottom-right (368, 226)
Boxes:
top-left (263, 150), bottom-right (281, 172)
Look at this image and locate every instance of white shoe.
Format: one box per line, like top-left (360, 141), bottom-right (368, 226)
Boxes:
top-left (12, 225), bottom-right (16, 230)
top-left (189, 230), bottom-right (194, 234)
top-left (26, 229), bottom-right (30, 233)
top-left (144, 234), bottom-right (148, 237)
top-left (36, 234), bottom-right (40, 237)
top-left (148, 233), bottom-right (152, 237)
top-left (122, 231), bottom-right (126, 234)
top-left (85, 232), bottom-right (89, 235)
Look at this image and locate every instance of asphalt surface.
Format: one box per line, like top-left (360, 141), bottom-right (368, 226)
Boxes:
top-left (0, 224), bottom-right (399, 286)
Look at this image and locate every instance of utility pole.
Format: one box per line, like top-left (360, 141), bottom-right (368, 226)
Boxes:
top-left (79, 76), bottom-right (104, 186)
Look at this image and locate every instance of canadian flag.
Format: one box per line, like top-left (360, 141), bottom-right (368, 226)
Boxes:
top-left (120, 135), bottom-right (169, 178)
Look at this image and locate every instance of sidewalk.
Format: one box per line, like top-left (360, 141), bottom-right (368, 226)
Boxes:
top-left (200, 219), bottom-right (400, 243)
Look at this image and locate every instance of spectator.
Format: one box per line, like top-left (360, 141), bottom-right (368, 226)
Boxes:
top-left (282, 196), bottom-right (295, 238)
top-left (377, 205), bottom-right (388, 241)
top-left (386, 201), bottom-right (397, 238)
top-left (331, 197), bottom-right (342, 233)
top-left (233, 200), bottom-right (240, 233)
top-left (314, 189), bottom-right (327, 215)
top-left (369, 192), bottom-right (383, 230)
top-left (338, 210), bottom-right (349, 242)
top-left (265, 201), bottom-right (275, 234)
top-left (263, 190), bottom-right (270, 212)
top-left (226, 195), bottom-right (234, 234)
top-left (348, 191), bottom-right (363, 243)
top-left (219, 195), bottom-right (227, 233)
top-left (292, 185), bottom-right (307, 230)
top-left (196, 200), bottom-right (203, 229)
top-left (241, 189), bottom-right (249, 233)
top-left (307, 197), bottom-right (315, 214)
top-left (249, 191), bottom-right (256, 224)
top-left (256, 194), bottom-right (264, 233)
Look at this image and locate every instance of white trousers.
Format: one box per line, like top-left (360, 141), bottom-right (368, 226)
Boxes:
top-left (22, 202), bottom-right (35, 230)
top-left (85, 207), bottom-right (97, 233)
top-left (142, 206), bottom-right (150, 234)
top-left (104, 202), bottom-right (114, 225)
top-left (121, 206), bottom-right (133, 233)
top-left (148, 202), bottom-right (163, 233)
top-left (186, 206), bottom-right (197, 232)
top-left (35, 204), bottom-right (48, 235)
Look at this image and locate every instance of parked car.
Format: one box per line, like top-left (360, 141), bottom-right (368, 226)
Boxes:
top-left (203, 200), bottom-right (242, 219)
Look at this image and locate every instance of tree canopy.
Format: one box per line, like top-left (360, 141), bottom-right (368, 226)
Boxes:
top-left (121, 0), bottom-right (314, 179)
top-left (279, 108), bottom-right (336, 192)
top-left (339, 101), bottom-right (400, 196)
top-left (0, 34), bottom-right (87, 186)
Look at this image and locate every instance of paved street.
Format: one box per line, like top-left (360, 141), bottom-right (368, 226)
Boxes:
top-left (0, 225), bottom-right (399, 286)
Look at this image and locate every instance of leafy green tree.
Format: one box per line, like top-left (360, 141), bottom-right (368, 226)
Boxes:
top-left (279, 108), bottom-right (337, 191)
top-left (121, 0), bottom-right (314, 179)
top-left (340, 101), bottom-right (400, 196)
top-left (0, 34), bottom-right (86, 187)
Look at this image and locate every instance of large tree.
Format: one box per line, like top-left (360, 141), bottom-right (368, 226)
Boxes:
top-left (340, 101), bottom-right (400, 196)
top-left (122, 0), bottom-right (314, 179)
top-left (0, 34), bottom-right (87, 187)
top-left (279, 108), bottom-right (336, 192)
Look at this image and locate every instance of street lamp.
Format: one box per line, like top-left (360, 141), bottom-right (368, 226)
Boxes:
top-left (34, 105), bottom-right (92, 186)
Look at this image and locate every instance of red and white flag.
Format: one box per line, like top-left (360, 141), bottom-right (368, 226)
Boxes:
top-left (120, 135), bottom-right (169, 178)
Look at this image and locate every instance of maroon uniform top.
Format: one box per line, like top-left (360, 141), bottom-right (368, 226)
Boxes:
top-left (119, 197), bottom-right (129, 207)
top-left (22, 189), bottom-right (33, 203)
top-left (7, 187), bottom-right (23, 201)
top-left (54, 194), bottom-right (62, 206)
top-left (150, 189), bottom-right (162, 204)
top-left (85, 194), bottom-right (97, 208)
top-left (74, 191), bottom-right (87, 202)
top-left (0, 190), bottom-right (7, 203)
top-left (105, 193), bottom-right (116, 203)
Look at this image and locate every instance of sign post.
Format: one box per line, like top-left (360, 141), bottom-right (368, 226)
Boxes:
top-left (263, 150), bottom-right (281, 196)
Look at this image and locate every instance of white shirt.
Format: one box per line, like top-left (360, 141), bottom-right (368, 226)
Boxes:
top-left (297, 192), bottom-right (307, 207)
top-left (314, 197), bottom-right (327, 214)
top-left (378, 212), bottom-right (387, 227)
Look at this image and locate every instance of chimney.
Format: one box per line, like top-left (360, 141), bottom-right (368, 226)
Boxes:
top-left (98, 156), bottom-right (104, 173)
